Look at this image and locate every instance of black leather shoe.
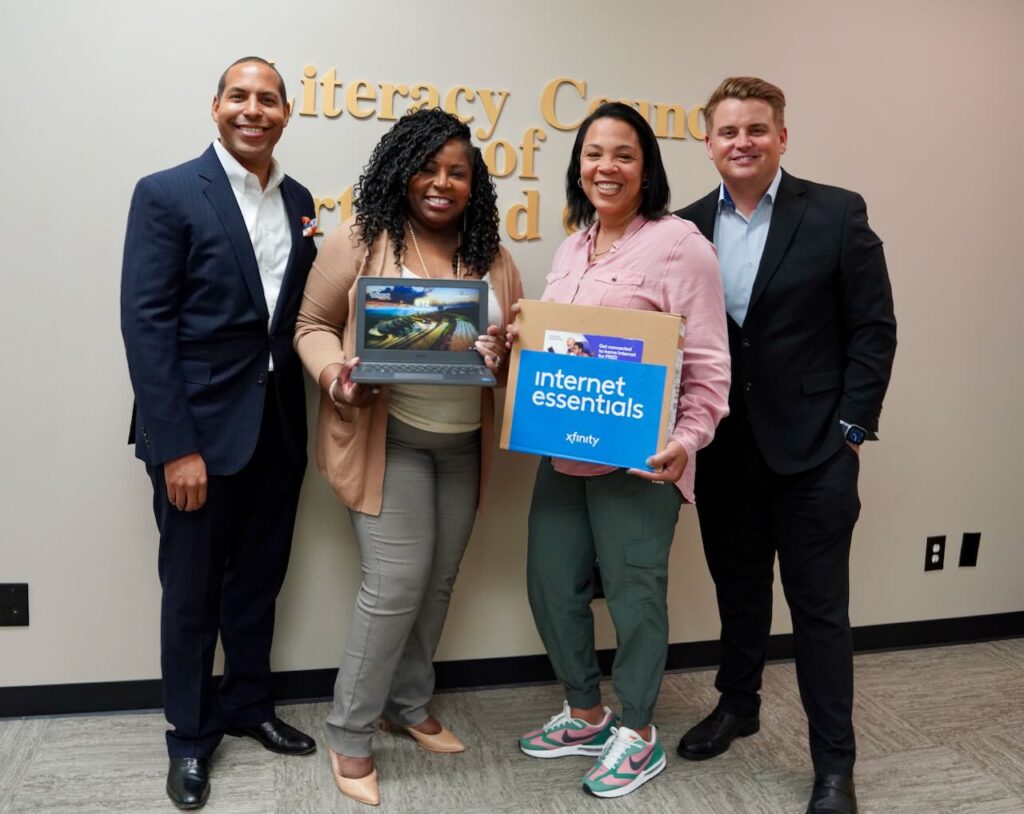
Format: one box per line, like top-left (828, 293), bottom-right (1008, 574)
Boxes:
top-left (166, 757), bottom-right (209, 810)
top-left (676, 707), bottom-right (760, 760)
top-left (225, 717), bottom-right (317, 755)
top-left (806, 774), bottom-right (857, 814)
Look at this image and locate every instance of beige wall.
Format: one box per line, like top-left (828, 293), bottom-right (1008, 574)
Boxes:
top-left (1, 0), bottom-right (1021, 688)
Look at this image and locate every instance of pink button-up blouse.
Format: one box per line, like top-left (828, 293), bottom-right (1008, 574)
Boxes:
top-left (541, 215), bottom-right (730, 502)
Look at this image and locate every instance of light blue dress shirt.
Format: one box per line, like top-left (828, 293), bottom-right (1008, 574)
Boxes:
top-left (712, 169), bottom-right (783, 326)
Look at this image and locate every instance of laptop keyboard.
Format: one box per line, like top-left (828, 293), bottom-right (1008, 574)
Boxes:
top-left (358, 363), bottom-right (486, 377)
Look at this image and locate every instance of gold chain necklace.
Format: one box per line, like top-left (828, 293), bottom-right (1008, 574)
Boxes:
top-left (588, 226), bottom-right (619, 266)
top-left (408, 222), bottom-right (462, 279)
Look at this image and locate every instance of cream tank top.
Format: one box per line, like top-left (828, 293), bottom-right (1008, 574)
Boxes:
top-left (386, 267), bottom-right (502, 433)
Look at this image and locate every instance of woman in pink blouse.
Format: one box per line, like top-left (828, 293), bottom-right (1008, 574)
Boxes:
top-left (513, 102), bottom-right (730, 799)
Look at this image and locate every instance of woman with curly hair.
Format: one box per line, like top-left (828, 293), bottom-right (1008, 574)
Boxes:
top-left (294, 107), bottom-right (523, 805)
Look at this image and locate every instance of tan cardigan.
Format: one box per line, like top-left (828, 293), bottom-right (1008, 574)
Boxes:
top-left (294, 219), bottom-right (524, 515)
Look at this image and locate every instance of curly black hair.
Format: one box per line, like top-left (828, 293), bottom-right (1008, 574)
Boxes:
top-left (353, 107), bottom-right (501, 276)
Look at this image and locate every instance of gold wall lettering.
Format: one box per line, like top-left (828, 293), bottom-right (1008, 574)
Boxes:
top-left (539, 77), bottom-right (703, 140)
top-left (298, 67), bottom-right (703, 242)
top-left (298, 66), bottom-right (511, 140)
top-left (506, 190), bottom-right (541, 241)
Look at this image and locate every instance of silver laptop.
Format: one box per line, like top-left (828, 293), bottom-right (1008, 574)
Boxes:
top-left (350, 277), bottom-right (497, 387)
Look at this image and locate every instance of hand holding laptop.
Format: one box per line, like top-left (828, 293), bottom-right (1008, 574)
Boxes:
top-left (322, 358), bottom-right (380, 411)
top-left (475, 324), bottom-right (506, 372)
top-left (503, 302), bottom-right (522, 351)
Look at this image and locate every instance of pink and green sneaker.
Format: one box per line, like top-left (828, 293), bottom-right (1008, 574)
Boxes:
top-left (519, 701), bottom-right (618, 758)
top-left (581, 724), bottom-right (666, 798)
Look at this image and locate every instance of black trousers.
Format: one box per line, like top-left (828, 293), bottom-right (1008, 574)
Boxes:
top-left (695, 422), bottom-right (861, 775)
top-left (147, 378), bottom-right (305, 758)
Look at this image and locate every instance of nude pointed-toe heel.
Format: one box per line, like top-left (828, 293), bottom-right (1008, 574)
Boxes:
top-left (379, 718), bottom-right (466, 753)
top-left (329, 748), bottom-right (380, 806)
top-left (404, 723), bottom-right (465, 753)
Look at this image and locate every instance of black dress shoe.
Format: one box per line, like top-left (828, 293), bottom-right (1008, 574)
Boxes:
top-left (166, 757), bottom-right (209, 810)
top-left (676, 707), bottom-right (760, 760)
top-left (225, 716), bottom-right (317, 755)
top-left (806, 774), bottom-right (857, 814)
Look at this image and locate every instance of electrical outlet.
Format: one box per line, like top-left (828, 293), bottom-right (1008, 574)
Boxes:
top-left (0, 583), bottom-right (29, 626)
top-left (959, 532), bottom-right (981, 567)
top-left (924, 536), bottom-right (945, 571)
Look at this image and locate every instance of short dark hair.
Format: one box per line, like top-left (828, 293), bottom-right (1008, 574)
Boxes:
top-left (216, 56), bottom-right (287, 104)
top-left (564, 102), bottom-right (670, 230)
top-left (354, 107), bottom-right (501, 276)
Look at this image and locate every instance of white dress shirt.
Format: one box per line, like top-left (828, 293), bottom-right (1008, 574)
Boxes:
top-left (212, 140), bottom-right (292, 370)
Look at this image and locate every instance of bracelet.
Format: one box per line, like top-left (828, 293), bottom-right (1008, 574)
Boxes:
top-left (328, 378), bottom-right (343, 405)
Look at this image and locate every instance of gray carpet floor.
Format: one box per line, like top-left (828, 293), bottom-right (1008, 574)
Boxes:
top-left (2, 639), bottom-right (1023, 813)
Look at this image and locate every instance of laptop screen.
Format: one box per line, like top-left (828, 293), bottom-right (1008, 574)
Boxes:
top-left (360, 282), bottom-right (483, 352)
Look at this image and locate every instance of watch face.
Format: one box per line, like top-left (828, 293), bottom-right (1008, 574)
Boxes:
top-left (847, 426), bottom-right (866, 445)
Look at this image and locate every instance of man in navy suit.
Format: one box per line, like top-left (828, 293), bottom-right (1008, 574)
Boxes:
top-left (674, 77), bottom-right (896, 814)
top-left (121, 57), bottom-right (318, 810)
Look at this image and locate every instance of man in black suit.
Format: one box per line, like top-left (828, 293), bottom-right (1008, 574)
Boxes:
top-left (121, 57), bottom-right (318, 810)
top-left (674, 77), bottom-right (896, 814)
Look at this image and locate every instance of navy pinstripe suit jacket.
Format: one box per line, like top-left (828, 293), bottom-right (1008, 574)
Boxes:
top-left (121, 145), bottom-right (317, 475)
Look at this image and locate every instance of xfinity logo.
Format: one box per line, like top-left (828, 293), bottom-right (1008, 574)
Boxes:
top-left (565, 432), bottom-right (600, 448)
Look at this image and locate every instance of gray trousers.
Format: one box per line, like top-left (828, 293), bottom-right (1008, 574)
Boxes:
top-left (326, 416), bottom-right (480, 757)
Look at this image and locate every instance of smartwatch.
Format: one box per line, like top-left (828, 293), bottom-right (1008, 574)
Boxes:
top-left (840, 421), bottom-right (866, 446)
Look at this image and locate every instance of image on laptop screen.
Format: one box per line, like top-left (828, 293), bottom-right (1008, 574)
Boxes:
top-left (362, 283), bottom-right (482, 351)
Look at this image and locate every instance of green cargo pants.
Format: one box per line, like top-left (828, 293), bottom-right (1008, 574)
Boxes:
top-left (527, 458), bottom-right (683, 729)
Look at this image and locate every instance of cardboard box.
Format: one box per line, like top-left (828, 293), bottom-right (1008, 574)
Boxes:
top-left (500, 300), bottom-right (684, 471)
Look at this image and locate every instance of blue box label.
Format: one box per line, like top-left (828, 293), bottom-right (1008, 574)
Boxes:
top-left (508, 350), bottom-right (667, 471)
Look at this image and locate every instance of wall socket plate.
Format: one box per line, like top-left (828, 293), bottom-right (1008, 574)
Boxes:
top-left (959, 532), bottom-right (981, 567)
top-left (0, 583), bottom-right (29, 626)
top-left (924, 536), bottom-right (945, 571)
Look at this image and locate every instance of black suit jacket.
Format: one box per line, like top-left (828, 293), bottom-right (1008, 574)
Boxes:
top-left (675, 170), bottom-right (896, 474)
top-left (121, 146), bottom-right (317, 475)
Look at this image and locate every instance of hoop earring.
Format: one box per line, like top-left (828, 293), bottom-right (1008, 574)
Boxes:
top-left (577, 177), bottom-right (583, 187)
